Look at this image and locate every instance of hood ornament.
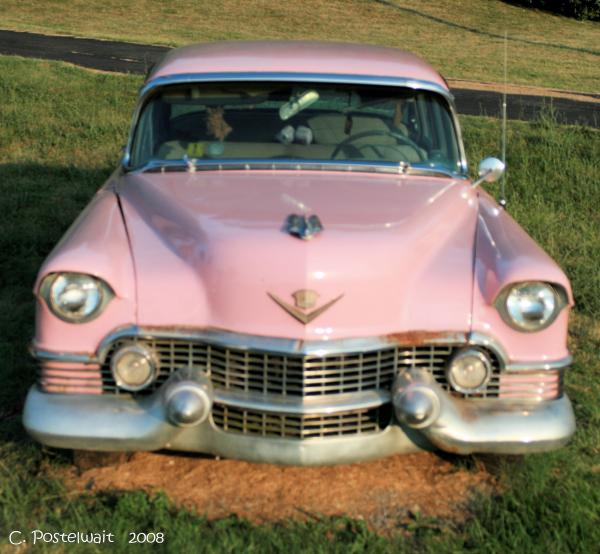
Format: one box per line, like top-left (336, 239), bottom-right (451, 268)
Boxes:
top-left (268, 289), bottom-right (343, 324)
top-left (284, 214), bottom-right (323, 240)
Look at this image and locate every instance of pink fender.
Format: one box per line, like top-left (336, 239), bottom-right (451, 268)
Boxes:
top-left (33, 185), bottom-right (136, 353)
top-left (471, 191), bottom-right (573, 362)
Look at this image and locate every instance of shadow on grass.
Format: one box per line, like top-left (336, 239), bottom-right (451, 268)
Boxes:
top-left (0, 163), bottom-right (115, 442)
top-left (0, 156), bottom-right (598, 552)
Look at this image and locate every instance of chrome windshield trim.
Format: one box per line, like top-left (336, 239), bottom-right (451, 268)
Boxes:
top-left (122, 71), bottom-right (467, 175)
top-left (449, 101), bottom-right (469, 175)
top-left (132, 158), bottom-right (464, 179)
top-left (139, 72), bottom-right (454, 102)
top-left (214, 388), bottom-right (390, 415)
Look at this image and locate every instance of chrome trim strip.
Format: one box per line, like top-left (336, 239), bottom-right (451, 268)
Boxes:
top-left (33, 328), bottom-right (467, 363)
top-left (96, 325), bottom-right (140, 360)
top-left (30, 346), bottom-right (96, 365)
top-left (505, 355), bottom-right (572, 372)
top-left (213, 388), bottom-right (390, 415)
top-left (448, 101), bottom-right (469, 175)
top-left (468, 332), bottom-right (572, 372)
top-left (31, 328), bottom-right (572, 373)
top-left (468, 331), bottom-right (509, 367)
top-left (95, 326), bottom-right (468, 361)
top-left (39, 273), bottom-right (115, 325)
top-left (122, 71), bottom-right (468, 175)
top-left (139, 72), bottom-right (454, 101)
top-left (132, 158), bottom-right (463, 180)
top-left (493, 282), bottom-right (569, 333)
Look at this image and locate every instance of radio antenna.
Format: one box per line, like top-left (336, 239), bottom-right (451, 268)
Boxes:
top-left (499, 30), bottom-right (508, 208)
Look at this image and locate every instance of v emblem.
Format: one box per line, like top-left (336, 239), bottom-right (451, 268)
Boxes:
top-left (268, 292), bottom-right (344, 324)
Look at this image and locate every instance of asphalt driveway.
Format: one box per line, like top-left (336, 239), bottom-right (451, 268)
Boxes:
top-left (0, 29), bottom-right (597, 127)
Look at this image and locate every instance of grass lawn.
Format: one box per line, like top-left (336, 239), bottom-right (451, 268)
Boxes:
top-left (0, 55), bottom-right (599, 552)
top-left (0, 0), bottom-right (599, 93)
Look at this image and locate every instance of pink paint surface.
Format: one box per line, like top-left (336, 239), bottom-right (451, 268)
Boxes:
top-left (33, 168), bottom-right (572, 366)
top-left (499, 371), bottom-right (561, 401)
top-left (117, 171), bottom-right (477, 341)
top-left (148, 41), bottom-right (448, 90)
top-left (33, 188), bottom-right (137, 353)
top-left (471, 190), bottom-right (572, 361)
top-left (39, 362), bottom-right (103, 394)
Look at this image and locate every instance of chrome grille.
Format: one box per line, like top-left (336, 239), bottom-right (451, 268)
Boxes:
top-left (209, 348), bottom-right (401, 395)
top-left (100, 338), bottom-right (502, 398)
top-left (211, 403), bottom-right (392, 439)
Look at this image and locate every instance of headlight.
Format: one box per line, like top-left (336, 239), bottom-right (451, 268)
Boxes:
top-left (40, 273), bottom-right (112, 323)
top-left (446, 348), bottom-right (491, 394)
top-left (111, 344), bottom-right (157, 392)
top-left (498, 282), bottom-right (565, 332)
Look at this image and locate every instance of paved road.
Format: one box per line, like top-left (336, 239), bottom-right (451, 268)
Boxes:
top-left (0, 29), bottom-right (597, 127)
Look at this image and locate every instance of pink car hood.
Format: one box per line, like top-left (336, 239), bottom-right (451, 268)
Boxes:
top-left (116, 171), bottom-right (479, 341)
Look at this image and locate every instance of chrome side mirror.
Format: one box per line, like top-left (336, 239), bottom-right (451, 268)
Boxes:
top-left (471, 157), bottom-right (505, 188)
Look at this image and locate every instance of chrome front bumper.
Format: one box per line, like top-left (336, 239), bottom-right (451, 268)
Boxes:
top-left (391, 369), bottom-right (576, 454)
top-left (23, 375), bottom-right (576, 465)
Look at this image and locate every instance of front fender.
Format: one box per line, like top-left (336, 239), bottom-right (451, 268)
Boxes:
top-left (33, 186), bottom-right (137, 354)
top-left (471, 191), bottom-right (572, 363)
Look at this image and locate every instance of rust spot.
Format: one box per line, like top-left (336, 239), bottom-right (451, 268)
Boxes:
top-left (124, 327), bottom-right (468, 349)
top-left (384, 331), bottom-right (468, 347)
top-left (138, 325), bottom-right (223, 335)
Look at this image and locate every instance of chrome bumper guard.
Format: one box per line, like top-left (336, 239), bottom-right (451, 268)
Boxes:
top-left (23, 365), bottom-right (575, 464)
top-left (392, 369), bottom-right (575, 454)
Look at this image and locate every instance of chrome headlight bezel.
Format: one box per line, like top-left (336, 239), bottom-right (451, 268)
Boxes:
top-left (110, 343), bottom-right (158, 392)
top-left (445, 347), bottom-right (492, 394)
top-left (495, 281), bottom-right (568, 333)
top-left (40, 272), bottom-right (114, 323)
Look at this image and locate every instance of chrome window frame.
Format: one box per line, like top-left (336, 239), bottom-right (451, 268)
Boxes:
top-left (121, 72), bottom-right (469, 176)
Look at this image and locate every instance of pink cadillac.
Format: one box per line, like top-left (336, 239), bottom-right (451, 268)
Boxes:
top-left (23, 42), bottom-right (575, 465)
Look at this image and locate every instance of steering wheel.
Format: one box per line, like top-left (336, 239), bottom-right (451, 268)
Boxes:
top-left (330, 129), bottom-right (424, 161)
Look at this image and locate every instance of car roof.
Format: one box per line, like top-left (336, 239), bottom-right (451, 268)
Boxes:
top-left (146, 41), bottom-right (448, 91)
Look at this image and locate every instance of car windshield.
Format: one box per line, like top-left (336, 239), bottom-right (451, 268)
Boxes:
top-left (130, 82), bottom-right (462, 173)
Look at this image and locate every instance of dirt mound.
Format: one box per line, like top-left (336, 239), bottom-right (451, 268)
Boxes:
top-left (63, 451), bottom-right (496, 532)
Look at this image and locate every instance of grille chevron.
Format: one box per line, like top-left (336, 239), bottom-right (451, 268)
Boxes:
top-left (99, 338), bottom-right (502, 399)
